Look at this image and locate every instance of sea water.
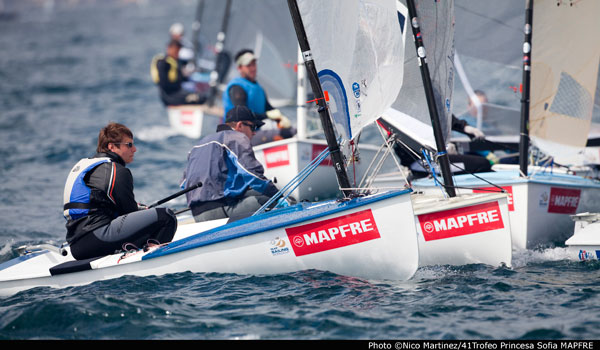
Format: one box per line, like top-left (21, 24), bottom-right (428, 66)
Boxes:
top-left (0, 0), bottom-right (599, 340)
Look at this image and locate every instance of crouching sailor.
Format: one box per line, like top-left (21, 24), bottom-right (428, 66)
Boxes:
top-left (183, 106), bottom-right (280, 222)
top-left (63, 122), bottom-right (177, 260)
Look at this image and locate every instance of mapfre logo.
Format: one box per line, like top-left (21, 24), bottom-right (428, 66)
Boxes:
top-left (263, 145), bottom-right (290, 168)
top-left (418, 201), bottom-right (504, 241)
top-left (285, 209), bottom-right (381, 257)
top-left (548, 187), bottom-right (580, 214)
top-left (311, 144), bottom-right (332, 166)
top-left (180, 109), bottom-right (196, 125)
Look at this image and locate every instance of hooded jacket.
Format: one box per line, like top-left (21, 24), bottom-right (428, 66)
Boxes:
top-left (183, 124), bottom-right (278, 207)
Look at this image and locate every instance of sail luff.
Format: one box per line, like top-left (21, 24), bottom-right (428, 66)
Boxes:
top-left (207, 0), bottom-right (232, 106)
top-left (296, 46), bottom-right (308, 139)
top-left (286, 0), bottom-right (353, 198)
top-left (192, 0), bottom-right (204, 64)
top-left (406, 0), bottom-right (456, 197)
top-left (518, 0), bottom-right (532, 176)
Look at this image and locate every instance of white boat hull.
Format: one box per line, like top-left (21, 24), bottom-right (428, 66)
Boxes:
top-left (167, 105), bottom-right (222, 139)
top-left (566, 212), bottom-right (600, 261)
top-left (412, 192), bottom-right (512, 267)
top-left (254, 137), bottom-right (397, 202)
top-left (0, 190), bottom-right (419, 296)
top-left (413, 166), bottom-right (600, 250)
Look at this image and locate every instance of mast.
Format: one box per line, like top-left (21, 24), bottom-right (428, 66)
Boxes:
top-left (518, 0), bottom-right (533, 177)
top-left (405, 0), bottom-right (456, 197)
top-left (296, 46), bottom-right (308, 140)
top-left (287, 0), bottom-right (353, 198)
top-left (207, 0), bottom-right (232, 106)
top-left (191, 0), bottom-right (204, 65)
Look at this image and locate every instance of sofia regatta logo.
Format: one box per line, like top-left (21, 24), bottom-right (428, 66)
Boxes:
top-left (285, 209), bottom-right (381, 256)
top-left (418, 201), bottom-right (504, 241)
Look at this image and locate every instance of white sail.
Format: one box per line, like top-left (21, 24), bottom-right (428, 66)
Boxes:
top-left (223, 0), bottom-right (298, 105)
top-left (452, 0), bottom-right (522, 135)
top-left (529, 0), bottom-right (600, 165)
top-left (390, 0), bottom-right (455, 145)
top-left (296, 0), bottom-right (405, 141)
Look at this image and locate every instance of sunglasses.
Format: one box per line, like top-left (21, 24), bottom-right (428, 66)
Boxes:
top-left (113, 142), bottom-right (134, 148)
top-left (242, 122), bottom-right (258, 132)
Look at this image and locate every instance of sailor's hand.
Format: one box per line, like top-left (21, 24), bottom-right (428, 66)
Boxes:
top-left (464, 125), bottom-right (485, 140)
top-left (446, 143), bottom-right (458, 155)
top-left (286, 196), bottom-right (298, 205)
top-left (185, 93), bottom-right (201, 103)
top-left (485, 152), bottom-right (499, 165)
top-left (137, 203), bottom-right (149, 210)
top-left (266, 109), bottom-right (292, 129)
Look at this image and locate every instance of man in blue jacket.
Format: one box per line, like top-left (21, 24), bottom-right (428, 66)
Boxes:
top-left (222, 49), bottom-right (296, 146)
top-left (183, 106), bottom-right (280, 222)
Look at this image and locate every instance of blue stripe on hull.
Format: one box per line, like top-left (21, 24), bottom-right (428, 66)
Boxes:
top-left (144, 189), bottom-right (411, 261)
top-left (0, 251), bottom-right (46, 272)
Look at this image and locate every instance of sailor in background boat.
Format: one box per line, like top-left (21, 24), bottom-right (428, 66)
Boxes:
top-left (151, 39), bottom-right (207, 106)
top-left (448, 114), bottom-right (495, 171)
top-left (63, 123), bottom-right (177, 260)
top-left (452, 90), bottom-right (501, 165)
top-left (182, 106), bottom-right (281, 223)
top-left (168, 22), bottom-right (196, 77)
top-left (389, 115), bottom-right (493, 179)
top-left (454, 90), bottom-right (489, 133)
top-left (222, 49), bottom-right (296, 146)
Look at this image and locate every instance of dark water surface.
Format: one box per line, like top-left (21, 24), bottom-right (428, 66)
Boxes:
top-left (0, 0), bottom-right (599, 340)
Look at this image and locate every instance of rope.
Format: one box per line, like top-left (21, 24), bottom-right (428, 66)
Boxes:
top-left (252, 146), bottom-right (331, 215)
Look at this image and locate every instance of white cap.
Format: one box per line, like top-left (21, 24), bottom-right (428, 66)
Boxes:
top-left (236, 52), bottom-right (257, 66)
top-left (169, 23), bottom-right (184, 36)
top-left (179, 47), bottom-right (194, 61)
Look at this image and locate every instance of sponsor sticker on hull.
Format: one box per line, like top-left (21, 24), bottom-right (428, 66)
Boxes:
top-left (269, 237), bottom-right (291, 256)
top-left (285, 209), bottom-right (381, 256)
top-left (578, 249), bottom-right (600, 261)
top-left (473, 186), bottom-right (514, 211)
top-left (548, 187), bottom-right (581, 214)
top-left (311, 144), bottom-right (332, 166)
top-left (418, 201), bottom-right (504, 241)
top-left (180, 109), bottom-right (196, 126)
top-left (263, 145), bottom-right (290, 168)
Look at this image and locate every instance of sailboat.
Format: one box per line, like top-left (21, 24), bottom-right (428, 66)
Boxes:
top-left (565, 212), bottom-right (600, 261)
top-left (373, 0), bottom-right (513, 267)
top-left (166, 0), bottom-right (398, 202)
top-left (164, 0), bottom-right (232, 139)
top-left (0, 0), bottom-right (419, 296)
top-left (409, 0), bottom-right (600, 250)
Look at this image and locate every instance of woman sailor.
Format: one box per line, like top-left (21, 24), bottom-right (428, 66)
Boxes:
top-left (63, 123), bottom-right (177, 260)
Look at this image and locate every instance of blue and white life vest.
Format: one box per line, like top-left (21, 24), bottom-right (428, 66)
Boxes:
top-left (222, 77), bottom-right (266, 121)
top-left (63, 157), bottom-right (114, 221)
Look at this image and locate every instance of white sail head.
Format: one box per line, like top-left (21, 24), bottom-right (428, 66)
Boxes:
top-left (390, 0), bottom-right (455, 146)
top-left (380, 0), bottom-right (455, 150)
top-left (296, 0), bottom-right (406, 143)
